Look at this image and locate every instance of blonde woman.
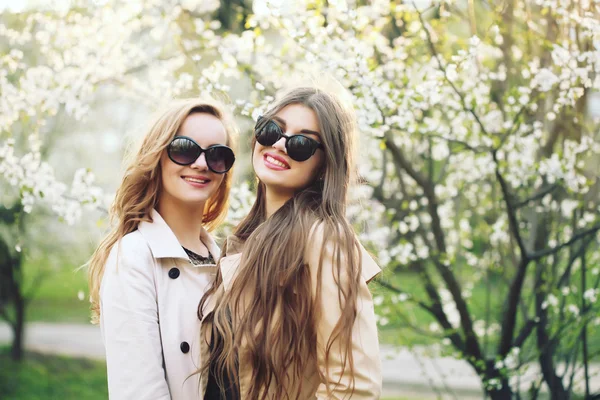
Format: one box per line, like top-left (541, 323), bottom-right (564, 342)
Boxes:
top-left (198, 86), bottom-right (382, 399)
top-left (88, 99), bottom-right (237, 400)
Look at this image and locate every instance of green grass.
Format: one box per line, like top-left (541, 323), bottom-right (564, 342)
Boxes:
top-left (26, 266), bottom-right (91, 324)
top-left (374, 269), bottom-right (600, 359)
top-left (0, 347), bottom-right (108, 400)
top-left (0, 347), bottom-right (425, 400)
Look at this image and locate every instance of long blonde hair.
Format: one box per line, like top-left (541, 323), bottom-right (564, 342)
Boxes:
top-left (88, 98), bottom-right (238, 324)
top-left (199, 86), bottom-right (362, 399)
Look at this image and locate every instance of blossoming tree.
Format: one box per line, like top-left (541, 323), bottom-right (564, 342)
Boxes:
top-left (0, 0), bottom-right (197, 360)
top-left (1, 0), bottom-right (599, 397)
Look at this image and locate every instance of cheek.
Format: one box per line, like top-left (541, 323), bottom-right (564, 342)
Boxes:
top-left (160, 156), bottom-right (177, 180)
top-left (159, 157), bottom-right (170, 181)
top-left (304, 154), bottom-right (324, 179)
top-left (252, 144), bottom-right (264, 170)
top-left (213, 174), bottom-right (226, 188)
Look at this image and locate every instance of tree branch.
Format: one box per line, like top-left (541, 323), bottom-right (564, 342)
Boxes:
top-left (384, 132), bottom-right (483, 361)
top-left (426, 132), bottom-right (487, 153)
top-left (384, 133), bottom-right (430, 189)
top-left (530, 224), bottom-right (600, 261)
top-left (494, 146), bottom-right (533, 358)
top-left (513, 318), bottom-right (537, 349)
top-left (513, 184), bottom-right (558, 209)
top-left (555, 235), bottom-right (595, 289)
top-left (493, 151), bottom-right (528, 257)
top-left (499, 257), bottom-right (530, 357)
top-left (415, 6), bottom-right (490, 137)
top-left (384, 134), bottom-right (448, 253)
top-left (375, 279), bottom-right (435, 315)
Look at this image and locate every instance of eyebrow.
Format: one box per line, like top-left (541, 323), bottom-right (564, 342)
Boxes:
top-left (272, 116), bottom-right (321, 137)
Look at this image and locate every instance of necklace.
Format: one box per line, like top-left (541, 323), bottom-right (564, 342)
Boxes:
top-left (182, 247), bottom-right (215, 266)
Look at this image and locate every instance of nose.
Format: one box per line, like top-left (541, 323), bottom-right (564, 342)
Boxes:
top-left (190, 152), bottom-right (209, 171)
top-left (272, 136), bottom-right (287, 153)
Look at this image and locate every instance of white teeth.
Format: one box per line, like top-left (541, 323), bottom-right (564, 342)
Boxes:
top-left (266, 155), bottom-right (288, 168)
top-left (184, 177), bottom-right (208, 184)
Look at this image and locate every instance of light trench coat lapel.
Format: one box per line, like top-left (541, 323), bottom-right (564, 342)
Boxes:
top-left (138, 209), bottom-right (221, 262)
top-left (217, 234), bottom-right (245, 292)
top-left (199, 235), bottom-right (243, 319)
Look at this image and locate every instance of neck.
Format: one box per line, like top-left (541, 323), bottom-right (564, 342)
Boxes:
top-left (265, 186), bottom-right (293, 218)
top-left (157, 194), bottom-right (207, 253)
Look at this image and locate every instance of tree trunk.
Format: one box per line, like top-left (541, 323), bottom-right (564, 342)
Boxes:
top-left (532, 217), bottom-right (568, 399)
top-left (10, 291), bottom-right (25, 361)
top-left (481, 359), bottom-right (513, 400)
top-left (486, 380), bottom-right (513, 400)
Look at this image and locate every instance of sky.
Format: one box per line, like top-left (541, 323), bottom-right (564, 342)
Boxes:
top-left (0, 0), bottom-right (27, 12)
top-left (0, 0), bottom-right (101, 12)
top-left (0, 0), bottom-right (76, 12)
top-left (0, 0), bottom-right (435, 13)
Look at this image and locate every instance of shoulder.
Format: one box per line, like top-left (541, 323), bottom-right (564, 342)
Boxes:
top-left (100, 231), bottom-right (158, 298)
top-left (305, 220), bottom-right (381, 283)
top-left (106, 230), bottom-right (154, 270)
top-left (305, 219), bottom-right (340, 245)
top-left (222, 234), bottom-right (245, 257)
top-left (304, 219), bottom-right (351, 258)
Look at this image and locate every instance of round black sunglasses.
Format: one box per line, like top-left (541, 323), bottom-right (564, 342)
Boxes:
top-left (167, 136), bottom-right (235, 174)
top-left (255, 116), bottom-right (323, 162)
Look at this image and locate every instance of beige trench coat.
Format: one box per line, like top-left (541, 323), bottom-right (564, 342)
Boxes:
top-left (100, 209), bottom-right (220, 400)
top-left (198, 223), bottom-right (383, 399)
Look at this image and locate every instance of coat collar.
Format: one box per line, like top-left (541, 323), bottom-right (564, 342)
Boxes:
top-left (224, 234), bottom-right (245, 256)
top-left (219, 235), bottom-right (245, 291)
top-left (360, 243), bottom-right (382, 283)
top-left (137, 209), bottom-right (221, 264)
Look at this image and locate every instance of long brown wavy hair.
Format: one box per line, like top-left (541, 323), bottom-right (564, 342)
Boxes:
top-left (88, 98), bottom-right (238, 324)
top-left (199, 86), bottom-right (363, 399)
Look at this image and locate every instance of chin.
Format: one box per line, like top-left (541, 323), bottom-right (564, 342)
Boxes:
top-left (257, 173), bottom-right (287, 188)
top-left (182, 195), bottom-right (212, 205)
top-left (178, 189), bottom-right (215, 203)
top-left (264, 179), bottom-right (305, 194)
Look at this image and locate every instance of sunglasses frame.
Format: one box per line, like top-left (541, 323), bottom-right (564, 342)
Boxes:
top-left (167, 136), bottom-right (235, 174)
top-left (255, 116), bottom-right (323, 162)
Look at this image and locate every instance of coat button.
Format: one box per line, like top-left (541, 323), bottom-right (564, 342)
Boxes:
top-left (168, 268), bottom-right (180, 279)
top-left (180, 341), bottom-right (190, 354)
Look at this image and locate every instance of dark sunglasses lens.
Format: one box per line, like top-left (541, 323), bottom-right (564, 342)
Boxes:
top-left (287, 136), bottom-right (315, 162)
top-left (256, 121), bottom-right (281, 146)
top-left (205, 146), bottom-right (235, 173)
top-left (168, 137), bottom-right (200, 165)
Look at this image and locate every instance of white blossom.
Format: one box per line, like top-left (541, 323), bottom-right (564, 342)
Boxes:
top-left (583, 289), bottom-right (598, 304)
top-left (542, 294), bottom-right (559, 310)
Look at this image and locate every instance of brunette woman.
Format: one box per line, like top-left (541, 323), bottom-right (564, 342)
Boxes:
top-left (199, 86), bottom-right (382, 399)
top-left (88, 98), bottom-right (237, 400)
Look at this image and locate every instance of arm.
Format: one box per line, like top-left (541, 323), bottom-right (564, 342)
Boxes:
top-left (306, 223), bottom-right (382, 400)
top-left (100, 234), bottom-right (171, 400)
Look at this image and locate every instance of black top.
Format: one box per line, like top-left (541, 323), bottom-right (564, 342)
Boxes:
top-left (203, 329), bottom-right (239, 399)
top-left (182, 247), bottom-right (215, 266)
top-left (185, 246), bottom-right (237, 399)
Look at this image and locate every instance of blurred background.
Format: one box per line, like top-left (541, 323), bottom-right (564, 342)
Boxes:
top-left (1, 0), bottom-right (599, 399)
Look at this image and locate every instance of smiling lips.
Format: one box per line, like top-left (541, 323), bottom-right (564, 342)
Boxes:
top-left (264, 153), bottom-right (290, 170)
top-left (182, 175), bottom-right (211, 187)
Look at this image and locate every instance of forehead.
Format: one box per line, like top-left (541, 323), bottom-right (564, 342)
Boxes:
top-left (178, 112), bottom-right (228, 145)
top-left (275, 104), bottom-right (319, 133)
